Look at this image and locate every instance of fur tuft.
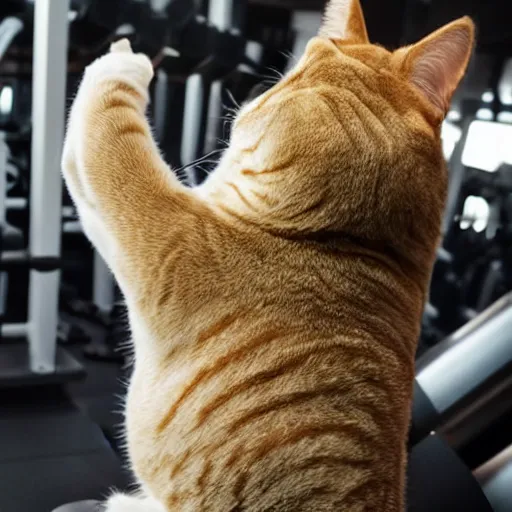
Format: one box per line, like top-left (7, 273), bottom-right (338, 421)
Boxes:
top-left (319, 0), bottom-right (352, 39)
top-left (318, 0), bottom-right (369, 43)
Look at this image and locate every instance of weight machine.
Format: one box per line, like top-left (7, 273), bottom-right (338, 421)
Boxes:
top-left (0, 0), bottom-right (84, 387)
top-left (0, 0), bottom-right (278, 379)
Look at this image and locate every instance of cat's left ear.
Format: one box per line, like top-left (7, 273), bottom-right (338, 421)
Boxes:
top-left (396, 17), bottom-right (475, 114)
top-left (319, 0), bottom-right (369, 44)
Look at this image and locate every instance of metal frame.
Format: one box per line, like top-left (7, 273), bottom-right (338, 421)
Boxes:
top-left (202, 40), bottom-right (263, 156)
top-left (180, 0), bottom-right (235, 184)
top-left (1, 0), bottom-right (70, 375)
top-left (287, 11), bottom-right (322, 73)
top-left (92, 251), bottom-right (115, 313)
top-left (181, 74), bottom-right (204, 185)
top-left (27, 0), bottom-right (69, 373)
top-left (2, 0), bottom-right (244, 372)
top-left (476, 443), bottom-right (512, 512)
top-left (0, 17), bottom-right (24, 60)
top-left (416, 292), bottom-right (512, 447)
top-left (208, 0), bottom-right (234, 32)
top-left (0, 132), bottom-right (8, 318)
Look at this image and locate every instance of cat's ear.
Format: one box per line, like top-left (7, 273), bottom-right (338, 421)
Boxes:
top-left (398, 17), bottom-right (475, 113)
top-left (318, 0), bottom-right (369, 44)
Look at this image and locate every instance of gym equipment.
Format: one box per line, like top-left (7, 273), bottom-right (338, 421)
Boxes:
top-left (405, 434), bottom-right (492, 512)
top-left (0, 0), bottom-right (508, 510)
top-left (476, 444), bottom-right (512, 512)
top-left (412, 293), bottom-right (512, 509)
top-left (416, 292), bottom-right (512, 451)
top-left (0, 17), bottom-right (23, 60)
top-left (424, 130), bottom-right (512, 344)
top-left (0, 0), bottom-right (83, 386)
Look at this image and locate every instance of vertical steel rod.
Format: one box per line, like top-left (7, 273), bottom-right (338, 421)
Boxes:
top-left (28, 0), bottom-right (70, 373)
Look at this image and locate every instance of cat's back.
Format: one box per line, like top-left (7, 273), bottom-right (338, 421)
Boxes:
top-left (126, 221), bottom-right (414, 511)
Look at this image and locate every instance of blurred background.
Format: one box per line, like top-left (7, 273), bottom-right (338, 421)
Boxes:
top-left (0, 1), bottom-right (512, 511)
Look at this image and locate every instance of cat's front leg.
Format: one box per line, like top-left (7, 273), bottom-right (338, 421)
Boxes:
top-left (62, 39), bottom-right (199, 296)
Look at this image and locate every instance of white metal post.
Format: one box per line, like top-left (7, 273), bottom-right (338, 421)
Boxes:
top-left (0, 133), bottom-right (6, 236)
top-left (0, 132), bottom-right (7, 318)
top-left (93, 251), bottom-right (115, 313)
top-left (203, 80), bottom-right (223, 155)
top-left (181, 74), bottom-right (204, 185)
top-left (208, 0), bottom-right (233, 32)
top-left (287, 12), bottom-right (322, 73)
top-left (181, 0), bottom-right (234, 184)
top-left (28, 0), bottom-right (69, 373)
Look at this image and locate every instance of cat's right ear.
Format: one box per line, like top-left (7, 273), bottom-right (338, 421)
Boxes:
top-left (396, 17), bottom-right (475, 114)
top-left (318, 0), bottom-right (370, 44)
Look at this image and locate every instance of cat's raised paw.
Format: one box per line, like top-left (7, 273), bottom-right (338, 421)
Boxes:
top-left (81, 42), bottom-right (154, 97)
top-left (110, 38), bottom-right (133, 54)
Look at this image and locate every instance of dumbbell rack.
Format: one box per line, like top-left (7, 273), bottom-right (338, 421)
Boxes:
top-left (0, 0), bottom-right (84, 388)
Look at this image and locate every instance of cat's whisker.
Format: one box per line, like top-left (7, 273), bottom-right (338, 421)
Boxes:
top-left (222, 104), bottom-right (238, 114)
top-left (266, 66), bottom-right (285, 81)
top-left (214, 114), bottom-right (236, 122)
top-left (225, 89), bottom-right (241, 110)
top-left (280, 49), bottom-right (297, 64)
top-left (217, 138), bottom-right (230, 148)
top-left (173, 148), bottom-right (224, 176)
top-left (258, 75), bottom-right (280, 87)
top-left (195, 165), bottom-right (214, 177)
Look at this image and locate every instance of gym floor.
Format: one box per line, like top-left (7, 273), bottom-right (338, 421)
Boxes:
top-left (0, 322), bottom-right (133, 512)
top-left (67, 343), bottom-right (128, 458)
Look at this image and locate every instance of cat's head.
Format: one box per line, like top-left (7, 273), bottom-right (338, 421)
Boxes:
top-left (202, 0), bottom-right (474, 264)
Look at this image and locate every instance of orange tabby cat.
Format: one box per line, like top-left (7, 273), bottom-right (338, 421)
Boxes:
top-left (61, 1), bottom-right (474, 510)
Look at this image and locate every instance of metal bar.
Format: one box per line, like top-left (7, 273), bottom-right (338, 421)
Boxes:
top-left (93, 251), bottom-right (115, 313)
top-left (416, 292), bottom-right (512, 446)
top-left (0, 132), bottom-right (7, 319)
top-left (27, 0), bottom-right (70, 374)
top-left (203, 80), bottom-right (223, 155)
top-left (153, 69), bottom-right (169, 143)
top-left (2, 250), bottom-right (27, 261)
top-left (181, 0), bottom-right (237, 183)
top-left (0, 17), bottom-right (24, 60)
top-left (199, 0), bottom-right (241, 164)
top-left (443, 116), bottom-right (473, 235)
top-left (1, 251), bottom-right (60, 271)
top-left (62, 205), bottom-right (75, 218)
top-left (477, 260), bottom-right (503, 312)
top-left (5, 200), bottom-right (75, 215)
top-left (207, 0), bottom-right (233, 32)
top-left (287, 11), bottom-right (322, 72)
top-left (240, 40), bottom-right (263, 73)
top-left (6, 197), bottom-right (27, 210)
top-left (181, 74), bottom-right (204, 185)
top-left (62, 220), bottom-right (82, 233)
top-left (0, 272), bottom-right (7, 317)
top-left (0, 132), bottom-right (6, 225)
top-left (475, 444), bottom-right (512, 512)
top-left (1, 323), bottom-right (29, 338)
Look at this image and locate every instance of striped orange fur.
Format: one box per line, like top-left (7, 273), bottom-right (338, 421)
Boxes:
top-left (61, 3), bottom-right (475, 511)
